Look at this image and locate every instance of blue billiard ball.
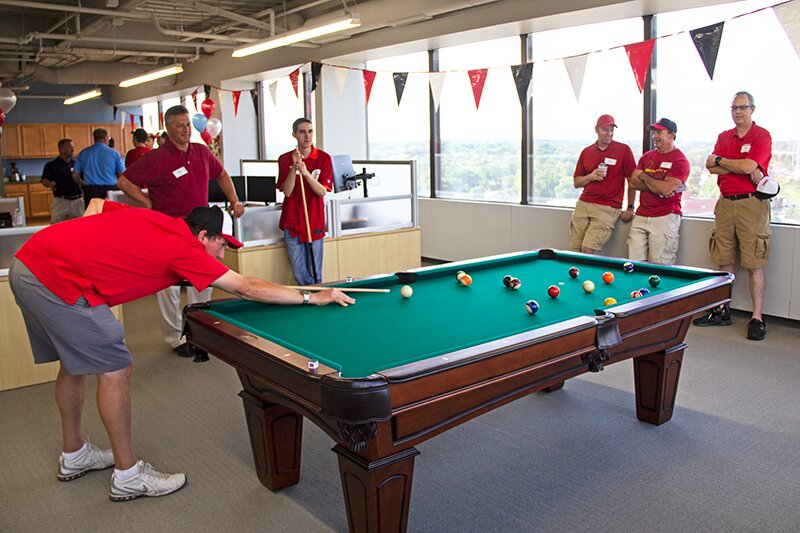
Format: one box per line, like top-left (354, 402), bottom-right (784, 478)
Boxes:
top-left (525, 299), bottom-right (540, 314)
top-left (623, 261), bottom-right (634, 273)
top-left (638, 288), bottom-right (651, 295)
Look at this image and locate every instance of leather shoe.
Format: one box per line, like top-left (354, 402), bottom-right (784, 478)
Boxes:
top-left (746, 318), bottom-right (766, 341)
top-left (172, 344), bottom-right (192, 357)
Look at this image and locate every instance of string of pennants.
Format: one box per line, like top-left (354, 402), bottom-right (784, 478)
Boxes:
top-left (112, 0), bottom-right (800, 126)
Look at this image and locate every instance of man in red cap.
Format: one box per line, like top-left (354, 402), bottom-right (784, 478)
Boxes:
top-left (9, 199), bottom-right (353, 502)
top-left (626, 118), bottom-right (690, 265)
top-left (570, 114), bottom-right (637, 254)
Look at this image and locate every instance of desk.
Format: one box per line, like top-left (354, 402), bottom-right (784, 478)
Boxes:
top-left (184, 249), bottom-right (733, 532)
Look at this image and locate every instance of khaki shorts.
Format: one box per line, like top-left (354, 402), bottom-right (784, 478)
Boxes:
top-left (709, 196), bottom-right (771, 269)
top-left (627, 213), bottom-right (681, 265)
top-left (569, 200), bottom-right (621, 253)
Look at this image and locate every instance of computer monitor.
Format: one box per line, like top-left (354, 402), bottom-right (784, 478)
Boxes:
top-left (246, 176), bottom-right (277, 204)
top-left (331, 154), bottom-right (357, 193)
top-left (209, 176), bottom-right (246, 204)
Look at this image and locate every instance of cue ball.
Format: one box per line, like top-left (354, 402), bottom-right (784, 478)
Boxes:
top-left (547, 285), bottom-right (560, 298)
top-left (525, 299), bottom-right (540, 314)
top-left (400, 285), bottom-right (413, 298)
top-left (649, 275), bottom-right (661, 287)
top-left (568, 267), bottom-right (580, 278)
top-left (602, 271), bottom-right (615, 284)
top-left (623, 261), bottom-right (634, 273)
top-left (603, 297), bottom-right (617, 306)
top-left (639, 288), bottom-right (651, 295)
top-left (459, 274), bottom-right (473, 286)
top-left (582, 280), bottom-right (595, 293)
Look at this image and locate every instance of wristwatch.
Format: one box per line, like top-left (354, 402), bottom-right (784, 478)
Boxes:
top-left (300, 290), bottom-right (311, 305)
top-left (627, 204), bottom-right (635, 210)
top-left (715, 156), bottom-right (722, 166)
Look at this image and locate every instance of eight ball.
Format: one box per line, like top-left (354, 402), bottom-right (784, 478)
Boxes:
top-left (503, 275), bottom-right (512, 287)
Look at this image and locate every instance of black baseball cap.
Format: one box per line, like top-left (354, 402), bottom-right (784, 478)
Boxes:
top-left (185, 206), bottom-right (243, 249)
top-left (649, 118), bottom-right (677, 134)
top-left (133, 128), bottom-right (148, 143)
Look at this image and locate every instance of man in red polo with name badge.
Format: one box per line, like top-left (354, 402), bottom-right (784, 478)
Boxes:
top-left (118, 105), bottom-right (245, 356)
top-left (277, 117), bottom-right (332, 285)
top-left (694, 91), bottom-right (773, 341)
top-left (570, 114), bottom-right (637, 254)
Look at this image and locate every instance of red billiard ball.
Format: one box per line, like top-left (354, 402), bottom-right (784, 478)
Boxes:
top-left (602, 272), bottom-right (615, 284)
top-left (568, 267), bottom-right (580, 278)
top-left (547, 285), bottom-right (560, 298)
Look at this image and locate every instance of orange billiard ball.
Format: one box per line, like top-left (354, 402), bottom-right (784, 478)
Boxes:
top-left (602, 271), bottom-right (615, 284)
top-left (459, 274), bottom-right (473, 286)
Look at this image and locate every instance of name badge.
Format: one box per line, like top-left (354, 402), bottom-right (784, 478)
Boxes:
top-left (741, 144), bottom-right (751, 153)
top-left (604, 158), bottom-right (617, 166)
top-left (660, 161), bottom-right (673, 169)
top-left (173, 166), bottom-right (188, 178)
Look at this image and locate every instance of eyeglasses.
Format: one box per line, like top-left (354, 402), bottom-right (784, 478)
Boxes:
top-left (730, 105), bottom-right (753, 112)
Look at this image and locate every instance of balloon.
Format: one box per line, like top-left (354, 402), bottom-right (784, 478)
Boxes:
top-left (0, 109), bottom-right (5, 127)
top-left (200, 130), bottom-right (213, 145)
top-left (191, 113), bottom-right (207, 133)
top-left (205, 118), bottom-right (222, 138)
top-left (0, 88), bottom-right (16, 113)
top-left (200, 98), bottom-right (215, 118)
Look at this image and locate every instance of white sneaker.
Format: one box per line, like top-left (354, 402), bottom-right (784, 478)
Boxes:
top-left (57, 440), bottom-right (115, 481)
top-left (109, 460), bottom-right (187, 501)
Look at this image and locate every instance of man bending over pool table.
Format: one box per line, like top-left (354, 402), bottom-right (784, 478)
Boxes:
top-left (9, 199), bottom-right (354, 502)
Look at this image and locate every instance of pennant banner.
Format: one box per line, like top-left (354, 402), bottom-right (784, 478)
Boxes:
top-left (158, 111), bottom-right (164, 129)
top-left (268, 81), bottom-right (278, 107)
top-left (468, 68), bottom-right (488, 110)
top-left (232, 91), bottom-right (241, 117)
top-left (510, 63), bottom-right (533, 106)
top-left (774, 1), bottom-right (800, 59)
top-left (311, 62), bottom-right (322, 92)
top-left (363, 69), bottom-right (377, 104)
top-left (113, 106), bottom-right (118, 121)
top-left (203, 84), bottom-right (212, 100)
top-left (191, 90), bottom-right (198, 111)
top-left (392, 72), bottom-right (409, 105)
top-left (130, 113), bottom-right (135, 130)
top-left (690, 22), bottom-right (724, 80)
top-left (625, 39), bottom-right (656, 93)
top-left (250, 89), bottom-right (259, 118)
top-left (563, 55), bottom-right (588, 102)
top-left (429, 71), bottom-right (446, 111)
top-left (289, 68), bottom-right (300, 98)
top-left (334, 66), bottom-right (349, 95)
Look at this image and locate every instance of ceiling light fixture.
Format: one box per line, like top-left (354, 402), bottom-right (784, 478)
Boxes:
top-left (64, 88), bottom-right (102, 105)
top-left (119, 63), bottom-right (183, 88)
top-left (232, 15), bottom-right (360, 57)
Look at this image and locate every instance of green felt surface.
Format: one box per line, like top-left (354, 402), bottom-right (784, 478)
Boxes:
top-left (206, 251), bottom-right (717, 378)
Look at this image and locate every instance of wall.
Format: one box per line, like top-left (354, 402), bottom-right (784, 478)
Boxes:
top-left (217, 84), bottom-right (259, 175)
top-left (316, 63), bottom-right (368, 159)
top-left (419, 198), bottom-right (799, 320)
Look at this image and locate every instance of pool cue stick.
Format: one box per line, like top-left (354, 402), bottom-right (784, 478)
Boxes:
top-left (295, 155), bottom-right (318, 283)
top-left (285, 285), bottom-right (391, 293)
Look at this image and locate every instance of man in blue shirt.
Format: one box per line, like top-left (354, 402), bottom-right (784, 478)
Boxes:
top-left (73, 128), bottom-right (125, 208)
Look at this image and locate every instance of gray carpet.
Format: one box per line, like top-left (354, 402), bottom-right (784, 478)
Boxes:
top-left (1, 296), bottom-right (799, 532)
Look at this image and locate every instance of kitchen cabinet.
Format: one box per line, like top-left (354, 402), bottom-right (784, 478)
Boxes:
top-left (1, 124), bottom-right (22, 159)
top-left (3, 182), bottom-right (51, 219)
top-left (2, 123), bottom-right (130, 160)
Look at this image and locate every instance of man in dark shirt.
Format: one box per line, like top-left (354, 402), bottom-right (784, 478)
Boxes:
top-left (41, 138), bottom-right (83, 223)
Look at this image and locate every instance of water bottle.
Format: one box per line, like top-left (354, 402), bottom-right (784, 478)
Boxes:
top-left (598, 162), bottom-right (607, 178)
top-left (12, 208), bottom-right (23, 227)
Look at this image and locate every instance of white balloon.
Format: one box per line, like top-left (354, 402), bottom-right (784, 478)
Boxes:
top-left (0, 88), bottom-right (17, 113)
top-left (205, 117), bottom-right (222, 138)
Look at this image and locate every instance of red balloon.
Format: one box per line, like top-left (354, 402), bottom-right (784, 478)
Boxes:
top-left (200, 98), bottom-right (215, 118)
top-left (200, 130), bottom-right (213, 145)
top-left (0, 109), bottom-right (5, 127)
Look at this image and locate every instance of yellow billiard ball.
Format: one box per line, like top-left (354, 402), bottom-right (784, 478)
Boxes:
top-left (603, 297), bottom-right (617, 306)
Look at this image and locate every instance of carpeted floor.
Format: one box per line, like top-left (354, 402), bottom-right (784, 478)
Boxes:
top-left (1, 295), bottom-right (799, 532)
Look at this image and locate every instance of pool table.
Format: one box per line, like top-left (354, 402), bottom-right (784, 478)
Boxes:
top-left (184, 249), bottom-right (733, 533)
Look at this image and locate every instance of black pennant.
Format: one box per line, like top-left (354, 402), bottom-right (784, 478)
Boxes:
top-left (311, 62), bottom-right (322, 92)
top-left (510, 63), bottom-right (533, 106)
top-left (250, 89), bottom-right (259, 117)
top-left (690, 22), bottom-right (725, 80)
top-left (392, 72), bottom-right (409, 105)
top-left (203, 84), bottom-right (212, 99)
top-left (113, 106), bottom-right (118, 121)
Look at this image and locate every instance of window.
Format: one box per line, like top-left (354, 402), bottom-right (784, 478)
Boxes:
top-left (437, 37), bottom-right (521, 202)
top-left (366, 52), bottom-right (431, 196)
top-left (656, 0), bottom-right (800, 223)
top-left (260, 73), bottom-right (305, 159)
top-left (528, 18), bottom-right (644, 206)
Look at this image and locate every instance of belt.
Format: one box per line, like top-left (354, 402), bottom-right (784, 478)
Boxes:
top-left (58, 195), bottom-right (83, 200)
top-left (723, 193), bottom-right (754, 201)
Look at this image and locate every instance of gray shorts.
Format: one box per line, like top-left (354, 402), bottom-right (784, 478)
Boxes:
top-left (9, 257), bottom-right (132, 375)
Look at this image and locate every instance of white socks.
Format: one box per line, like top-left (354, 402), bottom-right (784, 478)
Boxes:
top-left (114, 462), bottom-right (139, 481)
top-left (61, 442), bottom-right (88, 461)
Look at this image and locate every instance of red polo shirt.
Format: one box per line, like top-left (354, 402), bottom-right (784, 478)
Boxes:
top-left (15, 201), bottom-right (228, 307)
top-left (125, 145), bottom-right (151, 167)
top-left (277, 147), bottom-right (332, 243)
top-left (635, 148), bottom-right (690, 217)
top-left (123, 139), bottom-right (224, 217)
top-left (573, 140), bottom-right (636, 208)
top-left (713, 122), bottom-right (772, 196)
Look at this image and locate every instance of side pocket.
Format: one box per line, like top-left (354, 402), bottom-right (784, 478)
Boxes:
top-left (754, 232), bottom-right (770, 259)
top-left (708, 228), bottom-right (717, 255)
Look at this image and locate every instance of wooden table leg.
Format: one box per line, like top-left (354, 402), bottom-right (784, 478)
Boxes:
top-left (334, 445), bottom-right (420, 533)
top-left (239, 390), bottom-right (303, 490)
top-left (633, 343), bottom-right (686, 425)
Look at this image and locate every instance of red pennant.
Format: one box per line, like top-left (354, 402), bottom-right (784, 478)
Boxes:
top-left (191, 90), bottom-right (198, 111)
top-left (468, 69), bottom-right (488, 110)
top-left (130, 114), bottom-right (135, 130)
top-left (232, 91), bottom-right (241, 117)
top-left (289, 68), bottom-right (300, 98)
top-left (624, 39), bottom-right (656, 93)
top-left (362, 70), bottom-right (377, 104)
top-left (158, 111), bottom-right (164, 129)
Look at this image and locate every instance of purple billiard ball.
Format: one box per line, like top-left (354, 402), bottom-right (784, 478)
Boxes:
top-left (568, 267), bottom-right (579, 279)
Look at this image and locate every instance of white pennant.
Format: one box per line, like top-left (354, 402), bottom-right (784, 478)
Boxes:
top-left (774, 1), bottom-right (800, 59)
top-left (334, 66), bottom-right (349, 95)
top-left (563, 54), bottom-right (588, 102)
top-left (429, 71), bottom-right (446, 111)
top-left (268, 81), bottom-right (278, 107)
